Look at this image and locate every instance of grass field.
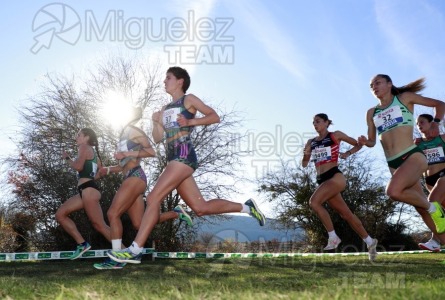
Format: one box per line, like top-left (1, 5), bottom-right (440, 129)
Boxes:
top-left (0, 253), bottom-right (444, 299)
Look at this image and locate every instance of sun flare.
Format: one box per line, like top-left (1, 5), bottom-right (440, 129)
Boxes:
top-left (100, 90), bottom-right (134, 130)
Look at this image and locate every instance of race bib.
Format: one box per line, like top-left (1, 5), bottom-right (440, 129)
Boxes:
top-left (373, 106), bottom-right (403, 134)
top-left (91, 162), bottom-right (98, 177)
top-left (423, 146), bottom-right (445, 164)
top-left (117, 140), bottom-right (129, 152)
top-left (312, 146), bottom-right (332, 163)
top-left (163, 107), bottom-right (181, 129)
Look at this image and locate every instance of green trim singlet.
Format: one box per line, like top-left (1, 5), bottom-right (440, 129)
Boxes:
top-left (417, 136), bottom-right (445, 165)
top-left (77, 151), bottom-right (98, 179)
top-left (372, 95), bottom-right (413, 136)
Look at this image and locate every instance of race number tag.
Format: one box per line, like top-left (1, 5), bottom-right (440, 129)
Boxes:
top-left (163, 107), bottom-right (181, 129)
top-left (312, 146), bottom-right (332, 163)
top-left (423, 147), bottom-right (445, 164)
top-left (373, 106), bottom-right (403, 133)
top-left (117, 140), bottom-right (129, 152)
top-left (91, 162), bottom-right (98, 177)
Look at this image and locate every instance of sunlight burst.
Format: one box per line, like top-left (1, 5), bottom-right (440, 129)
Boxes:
top-left (100, 90), bottom-right (134, 130)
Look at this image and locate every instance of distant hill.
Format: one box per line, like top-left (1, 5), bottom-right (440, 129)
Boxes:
top-left (194, 214), bottom-right (303, 242)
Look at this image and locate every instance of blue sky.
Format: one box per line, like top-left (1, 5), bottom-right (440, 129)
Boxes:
top-left (1, 0), bottom-right (445, 218)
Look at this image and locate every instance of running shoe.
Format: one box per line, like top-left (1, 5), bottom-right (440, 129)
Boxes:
top-left (323, 236), bottom-right (341, 250)
top-left (418, 238), bottom-right (441, 252)
top-left (93, 258), bottom-right (126, 270)
top-left (245, 198), bottom-right (266, 226)
top-left (69, 242), bottom-right (91, 260)
top-left (174, 205), bottom-right (193, 226)
top-left (430, 202), bottom-right (445, 234)
top-left (367, 238), bottom-right (378, 262)
top-left (107, 248), bottom-right (142, 264)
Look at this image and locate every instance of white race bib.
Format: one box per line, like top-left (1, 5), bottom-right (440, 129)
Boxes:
top-left (163, 107), bottom-right (181, 129)
top-left (423, 146), bottom-right (445, 164)
top-left (117, 140), bottom-right (129, 152)
top-left (373, 106), bottom-right (403, 133)
top-left (91, 162), bottom-right (98, 177)
top-left (312, 146), bottom-right (332, 163)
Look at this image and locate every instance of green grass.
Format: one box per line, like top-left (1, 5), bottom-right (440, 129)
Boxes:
top-left (0, 253), bottom-right (444, 299)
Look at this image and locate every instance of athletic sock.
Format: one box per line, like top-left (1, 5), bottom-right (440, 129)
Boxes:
top-left (111, 239), bottom-right (122, 251)
top-left (129, 242), bottom-right (143, 255)
top-left (427, 202), bottom-right (436, 214)
top-left (328, 230), bottom-right (337, 239)
top-left (240, 204), bottom-right (250, 213)
top-left (363, 236), bottom-right (373, 246)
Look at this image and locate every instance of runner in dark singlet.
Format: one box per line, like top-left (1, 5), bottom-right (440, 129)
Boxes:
top-left (107, 66), bottom-right (266, 265)
top-left (302, 113), bottom-right (377, 261)
top-left (56, 128), bottom-right (109, 260)
top-left (415, 114), bottom-right (445, 251)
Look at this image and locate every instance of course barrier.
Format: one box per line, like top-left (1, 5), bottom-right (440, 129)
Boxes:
top-left (0, 248), bottom-right (155, 262)
top-left (153, 249), bottom-right (445, 259)
top-left (1, 248), bottom-right (443, 262)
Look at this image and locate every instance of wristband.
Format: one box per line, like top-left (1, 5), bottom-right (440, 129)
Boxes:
top-left (434, 118), bottom-right (441, 123)
top-left (347, 151), bottom-right (352, 156)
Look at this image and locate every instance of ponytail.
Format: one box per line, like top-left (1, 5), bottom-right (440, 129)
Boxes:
top-left (376, 74), bottom-right (425, 95)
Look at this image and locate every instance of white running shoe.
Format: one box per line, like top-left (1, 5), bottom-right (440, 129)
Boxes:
top-left (418, 238), bottom-right (441, 252)
top-left (368, 238), bottom-right (378, 262)
top-left (323, 236), bottom-right (341, 250)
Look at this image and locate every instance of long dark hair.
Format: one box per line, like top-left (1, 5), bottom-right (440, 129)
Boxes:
top-left (80, 128), bottom-right (103, 163)
top-left (375, 74), bottom-right (425, 95)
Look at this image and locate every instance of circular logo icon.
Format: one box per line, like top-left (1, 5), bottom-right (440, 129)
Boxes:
top-left (31, 3), bottom-right (81, 54)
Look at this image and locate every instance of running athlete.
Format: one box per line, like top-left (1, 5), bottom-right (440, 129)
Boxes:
top-left (106, 66), bottom-right (266, 264)
top-left (56, 128), bottom-right (109, 260)
top-left (93, 107), bottom-right (192, 270)
top-left (302, 113), bottom-right (378, 261)
top-left (358, 74), bottom-right (445, 236)
top-left (415, 114), bottom-right (445, 252)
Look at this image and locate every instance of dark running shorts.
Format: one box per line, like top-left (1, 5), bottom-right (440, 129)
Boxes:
top-left (425, 168), bottom-right (445, 186)
top-left (316, 166), bottom-right (342, 185)
top-left (77, 180), bottom-right (100, 198)
top-left (387, 145), bottom-right (425, 170)
top-left (124, 165), bottom-right (147, 186)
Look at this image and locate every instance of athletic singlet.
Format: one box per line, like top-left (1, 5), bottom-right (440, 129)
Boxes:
top-left (117, 125), bottom-right (144, 167)
top-left (77, 151), bottom-right (98, 179)
top-left (310, 132), bottom-right (339, 167)
top-left (162, 95), bottom-right (195, 140)
top-left (372, 95), bottom-right (413, 136)
top-left (416, 136), bottom-right (445, 165)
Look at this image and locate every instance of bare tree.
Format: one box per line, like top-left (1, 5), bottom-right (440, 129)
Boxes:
top-left (257, 151), bottom-right (419, 251)
top-left (1, 55), bottom-right (249, 252)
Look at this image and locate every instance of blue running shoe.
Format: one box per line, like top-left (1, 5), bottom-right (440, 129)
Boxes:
top-left (93, 258), bottom-right (126, 270)
top-left (174, 205), bottom-right (193, 226)
top-left (69, 242), bottom-right (91, 260)
top-left (107, 248), bottom-right (142, 264)
top-left (245, 199), bottom-right (266, 226)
